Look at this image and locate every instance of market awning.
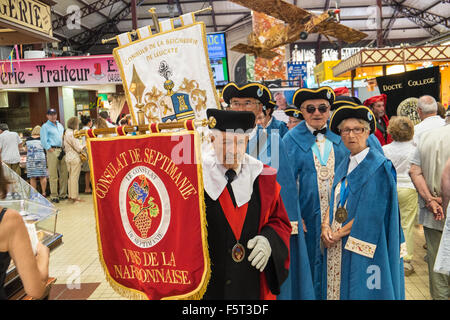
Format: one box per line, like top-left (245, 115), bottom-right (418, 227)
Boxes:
top-left (332, 45), bottom-right (450, 78)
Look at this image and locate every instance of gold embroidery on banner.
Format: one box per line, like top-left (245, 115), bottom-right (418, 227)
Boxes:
top-left (177, 95), bottom-right (189, 111)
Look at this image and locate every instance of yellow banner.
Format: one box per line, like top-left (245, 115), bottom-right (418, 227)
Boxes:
top-left (0, 0), bottom-right (52, 36)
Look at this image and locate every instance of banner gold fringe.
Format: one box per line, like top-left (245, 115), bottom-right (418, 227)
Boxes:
top-left (178, 186), bottom-right (210, 300)
top-left (87, 129), bottom-right (211, 300)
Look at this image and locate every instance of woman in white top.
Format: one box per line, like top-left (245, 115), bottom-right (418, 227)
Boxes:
top-left (64, 117), bottom-right (86, 203)
top-left (80, 115), bottom-right (92, 193)
top-left (383, 116), bottom-right (417, 276)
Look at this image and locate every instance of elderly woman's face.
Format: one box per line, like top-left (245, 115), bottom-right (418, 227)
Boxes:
top-left (339, 118), bottom-right (370, 155)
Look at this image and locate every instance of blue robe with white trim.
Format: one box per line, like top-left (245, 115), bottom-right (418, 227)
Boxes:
top-left (282, 121), bottom-right (348, 299)
top-left (266, 117), bottom-right (289, 138)
top-left (247, 126), bottom-right (315, 300)
top-left (321, 147), bottom-right (405, 299)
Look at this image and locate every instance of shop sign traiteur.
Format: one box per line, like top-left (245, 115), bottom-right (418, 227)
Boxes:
top-left (0, 0), bottom-right (52, 36)
top-left (0, 55), bottom-right (122, 88)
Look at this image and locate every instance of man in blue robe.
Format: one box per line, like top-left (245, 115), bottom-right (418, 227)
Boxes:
top-left (321, 104), bottom-right (405, 299)
top-left (282, 87), bottom-right (348, 299)
top-left (259, 99), bottom-right (289, 138)
top-left (222, 82), bottom-right (315, 300)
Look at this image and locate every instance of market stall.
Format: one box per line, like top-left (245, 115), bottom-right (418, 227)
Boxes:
top-left (331, 45), bottom-right (450, 107)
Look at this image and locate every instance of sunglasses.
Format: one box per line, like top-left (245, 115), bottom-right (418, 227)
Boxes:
top-left (302, 104), bottom-right (329, 114)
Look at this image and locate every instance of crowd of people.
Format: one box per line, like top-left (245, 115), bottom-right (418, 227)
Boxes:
top-left (202, 82), bottom-right (449, 300)
top-left (0, 109), bottom-right (131, 204)
top-left (0, 82), bottom-right (449, 300)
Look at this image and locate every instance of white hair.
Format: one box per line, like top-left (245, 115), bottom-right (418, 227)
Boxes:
top-left (417, 95), bottom-right (437, 115)
top-left (337, 118), bottom-right (370, 131)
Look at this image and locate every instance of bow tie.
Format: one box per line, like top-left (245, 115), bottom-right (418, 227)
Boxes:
top-left (313, 128), bottom-right (327, 136)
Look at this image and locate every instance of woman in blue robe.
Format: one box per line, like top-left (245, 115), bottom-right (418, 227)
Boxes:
top-left (222, 81), bottom-right (315, 300)
top-left (332, 96), bottom-right (384, 155)
top-left (321, 104), bottom-right (405, 300)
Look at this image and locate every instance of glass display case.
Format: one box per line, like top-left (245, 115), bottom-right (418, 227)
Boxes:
top-left (0, 163), bottom-right (62, 299)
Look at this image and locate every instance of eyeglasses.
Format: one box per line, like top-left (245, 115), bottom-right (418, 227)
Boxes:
top-left (230, 100), bottom-right (262, 108)
top-left (302, 104), bottom-right (329, 114)
top-left (340, 127), bottom-right (366, 135)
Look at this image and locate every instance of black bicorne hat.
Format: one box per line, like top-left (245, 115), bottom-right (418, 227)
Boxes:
top-left (329, 105), bottom-right (376, 135)
top-left (221, 82), bottom-right (273, 107)
top-left (293, 86), bottom-right (335, 108)
top-left (206, 108), bottom-right (255, 132)
top-left (331, 95), bottom-right (363, 111)
top-left (284, 107), bottom-right (304, 120)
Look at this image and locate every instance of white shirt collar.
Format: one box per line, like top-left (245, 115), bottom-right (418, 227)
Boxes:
top-left (347, 147), bottom-right (370, 175)
top-left (202, 148), bottom-right (263, 207)
top-left (422, 115), bottom-right (441, 122)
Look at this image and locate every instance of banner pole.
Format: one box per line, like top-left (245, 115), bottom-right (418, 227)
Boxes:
top-left (137, 110), bottom-right (147, 135)
top-left (74, 117), bottom-right (216, 138)
top-left (101, 7), bottom-right (212, 44)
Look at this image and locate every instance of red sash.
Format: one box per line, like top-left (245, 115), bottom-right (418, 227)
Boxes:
top-left (218, 187), bottom-right (248, 241)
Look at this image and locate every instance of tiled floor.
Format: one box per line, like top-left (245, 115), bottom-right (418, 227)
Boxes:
top-left (404, 224), bottom-right (432, 300)
top-left (48, 193), bottom-right (125, 300)
top-left (47, 193), bottom-right (434, 300)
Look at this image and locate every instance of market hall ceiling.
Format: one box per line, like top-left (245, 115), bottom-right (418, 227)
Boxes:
top-left (49, 0), bottom-right (450, 54)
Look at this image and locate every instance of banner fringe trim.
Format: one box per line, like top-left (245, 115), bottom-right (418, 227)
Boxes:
top-left (87, 130), bottom-right (211, 300)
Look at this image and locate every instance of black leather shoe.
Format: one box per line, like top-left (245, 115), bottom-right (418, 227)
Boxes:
top-left (51, 198), bottom-right (59, 203)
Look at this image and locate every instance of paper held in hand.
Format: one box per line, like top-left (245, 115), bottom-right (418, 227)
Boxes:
top-left (25, 222), bottom-right (39, 255)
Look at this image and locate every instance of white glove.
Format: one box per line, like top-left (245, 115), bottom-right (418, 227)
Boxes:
top-left (247, 235), bottom-right (271, 272)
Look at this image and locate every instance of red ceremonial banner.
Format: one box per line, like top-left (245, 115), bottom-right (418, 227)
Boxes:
top-left (87, 130), bottom-right (210, 299)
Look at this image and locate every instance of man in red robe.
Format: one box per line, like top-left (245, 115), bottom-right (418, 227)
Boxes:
top-left (202, 108), bottom-right (292, 300)
top-left (364, 94), bottom-right (393, 146)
